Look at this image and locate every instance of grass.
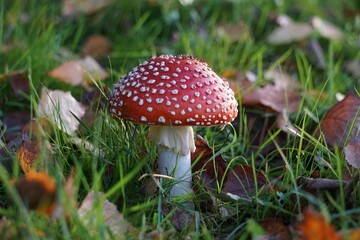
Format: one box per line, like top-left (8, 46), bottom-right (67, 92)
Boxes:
top-left (1, 0), bottom-right (360, 238)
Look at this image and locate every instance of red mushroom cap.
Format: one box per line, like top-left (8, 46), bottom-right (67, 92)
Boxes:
top-left (109, 55), bottom-right (238, 126)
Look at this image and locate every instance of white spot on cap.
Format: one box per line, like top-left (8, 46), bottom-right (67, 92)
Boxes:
top-left (158, 116), bottom-right (165, 123)
top-left (139, 99), bottom-right (144, 106)
top-left (147, 107), bottom-right (153, 112)
top-left (166, 100), bottom-right (171, 106)
top-left (197, 104), bottom-right (202, 109)
top-left (180, 110), bottom-right (186, 115)
top-left (181, 84), bottom-right (187, 89)
top-left (175, 104), bottom-right (180, 109)
top-left (159, 89), bottom-right (165, 94)
top-left (147, 79), bottom-right (156, 84)
top-left (170, 111), bottom-right (176, 116)
top-left (156, 98), bottom-right (164, 103)
top-left (140, 116), bottom-right (147, 122)
top-left (194, 92), bottom-right (200, 97)
top-left (183, 95), bottom-right (189, 101)
top-left (132, 96), bottom-right (138, 102)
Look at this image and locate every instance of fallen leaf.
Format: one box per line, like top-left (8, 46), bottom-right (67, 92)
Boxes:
top-left (14, 171), bottom-right (58, 217)
top-left (3, 110), bottom-right (30, 131)
top-left (81, 35), bottom-right (111, 59)
top-left (257, 84), bottom-right (301, 113)
top-left (78, 191), bottom-right (136, 239)
top-left (161, 204), bottom-right (194, 231)
top-left (298, 209), bottom-right (342, 240)
top-left (276, 14), bottom-right (294, 27)
top-left (264, 69), bottom-right (299, 91)
top-left (17, 139), bottom-right (40, 173)
top-left (191, 135), bottom-right (266, 201)
top-left (62, 0), bottom-right (110, 17)
top-left (37, 88), bottom-right (86, 135)
top-left (260, 218), bottom-right (291, 240)
top-left (312, 17), bottom-right (344, 41)
top-left (267, 22), bottom-right (313, 45)
top-left (216, 21), bottom-right (251, 42)
top-left (192, 135), bottom-right (227, 183)
top-left (320, 94), bottom-right (360, 148)
top-left (5, 70), bottom-right (30, 97)
top-left (221, 164), bottom-right (266, 200)
top-left (48, 56), bottom-right (109, 88)
top-left (344, 138), bottom-right (360, 168)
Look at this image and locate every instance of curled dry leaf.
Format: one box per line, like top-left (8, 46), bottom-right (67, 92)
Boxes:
top-left (267, 22), bottom-right (313, 45)
top-left (298, 209), bottom-right (342, 240)
top-left (81, 35), bottom-right (111, 59)
top-left (48, 56), bottom-right (108, 88)
top-left (312, 17), bottom-right (344, 41)
top-left (320, 94), bottom-right (360, 148)
top-left (78, 191), bottom-right (136, 239)
top-left (14, 171), bottom-right (58, 217)
top-left (344, 138), bottom-right (360, 168)
top-left (37, 88), bottom-right (86, 135)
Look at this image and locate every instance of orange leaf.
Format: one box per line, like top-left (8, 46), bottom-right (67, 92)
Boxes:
top-left (14, 172), bottom-right (58, 217)
top-left (298, 209), bottom-right (342, 240)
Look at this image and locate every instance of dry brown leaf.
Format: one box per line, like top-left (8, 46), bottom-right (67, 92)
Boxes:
top-left (216, 21), bottom-right (251, 42)
top-left (298, 209), bottom-right (342, 240)
top-left (344, 138), bottom-right (360, 168)
top-left (264, 69), bottom-right (299, 91)
top-left (312, 17), bottom-right (344, 41)
top-left (17, 118), bottom-right (51, 173)
top-left (4, 70), bottom-right (30, 97)
top-left (14, 171), bottom-right (58, 217)
top-left (48, 56), bottom-right (108, 88)
top-left (221, 164), bottom-right (266, 200)
top-left (62, 0), bottom-right (110, 17)
top-left (37, 88), bottom-right (86, 135)
top-left (191, 135), bottom-right (266, 201)
top-left (267, 22), bottom-right (313, 45)
top-left (257, 84), bottom-right (301, 113)
top-left (81, 35), bottom-right (111, 59)
top-left (78, 191), bottom-right (136, 239)
top-left (3, 110), bottom-right (30, 131)
top-left (260, 218), bottom-right (291, 240)
top-left (320, 94), bottom-right (360, 148)
top-left (17, 139), bottom-right (40, 173)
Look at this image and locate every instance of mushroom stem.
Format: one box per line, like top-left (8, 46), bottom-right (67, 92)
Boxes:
top-left (158, 146), bottom-right (192, 197)
top-left (149, 126), bottom-right (195, 199)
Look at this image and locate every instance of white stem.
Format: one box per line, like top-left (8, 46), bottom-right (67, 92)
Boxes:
top-left (148, 126), bottom-right (195, 201)
top-left (158, 146), bottom-right (192, 197)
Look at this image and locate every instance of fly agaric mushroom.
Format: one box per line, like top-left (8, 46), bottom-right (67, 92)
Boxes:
top-left (109, 55), bottom-right (238, 201)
